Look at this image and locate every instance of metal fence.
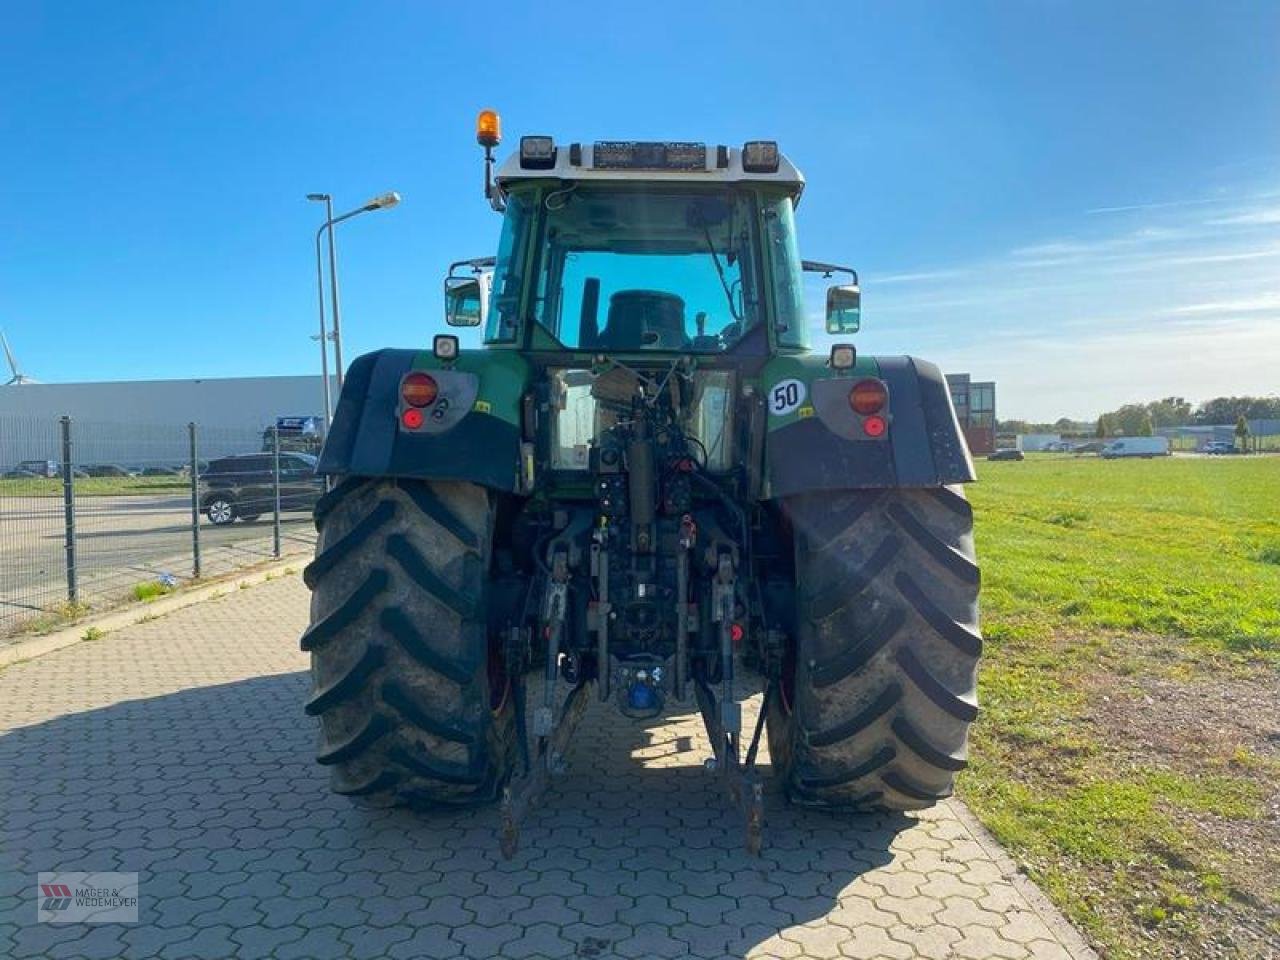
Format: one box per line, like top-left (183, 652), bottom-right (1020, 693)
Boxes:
top-left (0, 415), bottom-right (319, 640)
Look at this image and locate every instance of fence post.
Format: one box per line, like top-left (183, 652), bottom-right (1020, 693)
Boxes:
top-left (189, 422), bottom-right (201, 578)
top-left (272, 425), bottom-right (282, 559)
top-left (60, 416), bottom-right (77, 604)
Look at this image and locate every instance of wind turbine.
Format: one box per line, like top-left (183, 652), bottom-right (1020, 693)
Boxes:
top-left (2, 330), bottom-right (38, 385)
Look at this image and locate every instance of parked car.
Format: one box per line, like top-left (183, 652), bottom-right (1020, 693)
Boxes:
top-left (200, 453), bottom-right (324, 525)
top-left (84, 464), bottom-right (134, 478)
top-left (1100, 437), bottom-right (1171, 459)
top-left (3, 468), bottom-right (38, 478)
top-left (1203, 440), bottom-right (1238, 455)
top-left (140, 466), bottom-right (182, 476)
top-left (987, 448), bottom-right (1025, 461)
top-left (1072, 441), bottom-right (1106, 454)
top-left (9, 459), bottom-right (59, 478)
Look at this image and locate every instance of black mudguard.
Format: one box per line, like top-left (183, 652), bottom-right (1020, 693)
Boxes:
top-left (317, 349), bottom-right (523, 492)
top-left (766, 356), bottom-right (975, 498)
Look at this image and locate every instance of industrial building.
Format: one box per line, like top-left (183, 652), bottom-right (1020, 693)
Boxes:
top-left (0, 375), bottom-right (334, 469)
top-left (944, 373), bottom-right (996, 455)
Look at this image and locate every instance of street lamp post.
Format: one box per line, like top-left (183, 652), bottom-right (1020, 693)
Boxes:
top-left (308, 192), bottom-right (401, 398)
top-left (306, 194), bottom-right (334, 426)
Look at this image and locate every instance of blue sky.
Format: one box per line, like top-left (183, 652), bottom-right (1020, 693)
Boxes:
top-left (1, 0), bottom-right (1277, 420)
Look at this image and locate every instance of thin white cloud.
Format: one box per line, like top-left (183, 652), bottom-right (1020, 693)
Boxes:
top-left (1207, 207), bottom-right (1280, 226)
top-left (1170, 294), bottom-right (1280, 315)
top-left (1086, 196), bottom-right (1226, 216)
top-left (872, 268), bottom-right (968, 285)
top-left (844, 182), bottom-right (1280, 420)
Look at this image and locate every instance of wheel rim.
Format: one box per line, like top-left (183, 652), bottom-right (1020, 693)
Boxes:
top-left (209, 501), bottom-right (232, 523)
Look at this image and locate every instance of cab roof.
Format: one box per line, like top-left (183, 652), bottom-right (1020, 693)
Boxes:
top-left (495, 141), bottom-right (805, 200)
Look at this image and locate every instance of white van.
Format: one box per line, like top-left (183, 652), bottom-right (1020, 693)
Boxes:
top-left (1100, 437), bottom-right (1170, 459)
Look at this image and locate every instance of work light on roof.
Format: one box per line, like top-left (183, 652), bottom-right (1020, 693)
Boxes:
top-left (519, 136), bottom-right (556, 169)
top-left (742, 140), bottom-right (780, 173)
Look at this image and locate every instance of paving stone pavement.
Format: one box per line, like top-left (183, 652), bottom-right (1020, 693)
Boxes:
top-left (0, 574), bottom-right (1096, 959)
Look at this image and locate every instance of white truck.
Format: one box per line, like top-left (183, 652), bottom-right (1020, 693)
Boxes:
top-left (1100, 436), bottom-right (1171, 459)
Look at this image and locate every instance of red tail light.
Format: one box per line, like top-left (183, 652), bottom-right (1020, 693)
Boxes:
top-left (401, 372), bottom-right (439, 407)
top-left (849, 378), bottom-right (888, 415)
top-left (863, 415), bottom-right (887, 438)
top-left (401, 408), bottom-right (425, 429)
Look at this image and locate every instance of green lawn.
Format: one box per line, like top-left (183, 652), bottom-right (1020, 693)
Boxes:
top-left (962, 455), bottom-right (1280, 958)
top-left (0, 475), bottom-right (189, 497)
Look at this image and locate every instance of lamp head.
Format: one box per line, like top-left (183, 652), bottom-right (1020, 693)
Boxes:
top-left (364, 191), bottom-right (401, 211)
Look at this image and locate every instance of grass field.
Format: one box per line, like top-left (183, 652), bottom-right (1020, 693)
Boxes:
top-left (962, 455), bottom-right (1279, 958)
top-left (0, 475), bottom-right (189, 497)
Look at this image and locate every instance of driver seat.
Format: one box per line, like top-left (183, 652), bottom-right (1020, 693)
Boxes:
top-left (599, 290), bottom-right (688, 349)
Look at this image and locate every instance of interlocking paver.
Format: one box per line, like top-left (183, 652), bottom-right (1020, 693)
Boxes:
top-left (886, 922), bottom-right (964, 959)
top-left (273, 923), bottom-right (351, 960)
top-left (502, 921), bottom-right (577, 958)
top-left (951, 924), bottom-right (1034, 959)
top-left (0, 574), bottom-right (1096, 960)
top-left (384, 923), bottom-right (462, 959)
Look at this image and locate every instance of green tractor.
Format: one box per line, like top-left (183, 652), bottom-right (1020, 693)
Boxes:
top-left (302, 112), bottom-right (981, 855)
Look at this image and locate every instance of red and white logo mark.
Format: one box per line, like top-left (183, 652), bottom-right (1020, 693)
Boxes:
top-left (40, 884), bottom-right (72, 911)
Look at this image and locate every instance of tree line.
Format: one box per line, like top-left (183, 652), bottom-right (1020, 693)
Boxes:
top-left (998, 395), bottom-right (1280, 438)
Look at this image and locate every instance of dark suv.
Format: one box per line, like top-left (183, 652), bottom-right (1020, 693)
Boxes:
top-left (200, 453), bottom-right (324, 525)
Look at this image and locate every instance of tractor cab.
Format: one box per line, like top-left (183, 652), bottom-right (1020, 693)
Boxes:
top-left (445, 120), bottom-right (846, 359)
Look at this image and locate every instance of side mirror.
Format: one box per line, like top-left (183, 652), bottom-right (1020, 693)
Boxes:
top-left (826, 284), bottom-right (861, 334)
top-left (445, 275), bottom-right (486, 327)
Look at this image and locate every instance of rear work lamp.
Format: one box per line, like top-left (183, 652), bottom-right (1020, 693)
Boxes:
top-left (829, 344), bottom-right (856, 371)
top-left (519, 136), bottom-right (556, 169)
top-left (742, 140), bottom-right (780, 173)
top-left (433, 334), bottom-right (459, 362)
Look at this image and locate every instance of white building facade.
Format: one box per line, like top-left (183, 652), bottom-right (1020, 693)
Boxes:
top-left (0, 375), bottom-right (334, 469)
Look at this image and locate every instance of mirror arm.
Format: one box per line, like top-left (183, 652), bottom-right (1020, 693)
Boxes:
top-left (802, 260), bottom-right (858, 284)
top-left (448, 256), bottom-right (497, 279)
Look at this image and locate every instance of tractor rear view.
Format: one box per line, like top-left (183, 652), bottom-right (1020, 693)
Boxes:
top-left (301, 111), bottom-right (981, 855)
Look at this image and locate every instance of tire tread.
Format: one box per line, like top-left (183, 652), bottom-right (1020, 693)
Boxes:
top-left (771, 487), bottom-right (982, 811)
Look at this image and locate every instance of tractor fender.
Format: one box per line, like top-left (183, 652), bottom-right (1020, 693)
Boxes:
top-left (318, 348), bottom-right (530, 492)
top-left (762, 354), bottom-right (975, 497)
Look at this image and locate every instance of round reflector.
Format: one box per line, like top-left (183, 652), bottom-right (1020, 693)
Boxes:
top-left (401, 372), bottom-right (438, 408)
top-left (863, 415), bottom-right (887, 438)
top-left (401, 408), bottom-right (425, 429)
top-left (849, 378), bottom-right (888, 415)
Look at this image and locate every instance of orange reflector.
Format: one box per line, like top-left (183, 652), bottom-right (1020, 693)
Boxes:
top-left (863, 415), bottom-right (887, 437)
top-left (401, 408), bottom-right (424, 429)
top-left (401, 372), bottom-right (438, 407)
top-left (849, 378), bottom-right (888, 415)
top-left (476, 109), bottom-right (502, 148)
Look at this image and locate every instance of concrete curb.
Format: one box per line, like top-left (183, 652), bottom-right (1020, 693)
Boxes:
top-left (0, 553), bottom-right (308, 669)
top-left (946, 797), bottom-right (1101, 959)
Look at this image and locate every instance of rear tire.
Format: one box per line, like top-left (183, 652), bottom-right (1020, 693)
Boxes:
top-left (302, 477), bottom-right (516, 806)
top-left (768, 486), bottom-right (981, 811)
